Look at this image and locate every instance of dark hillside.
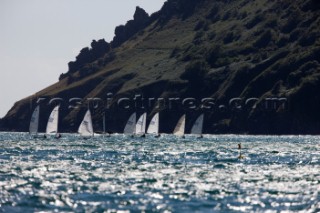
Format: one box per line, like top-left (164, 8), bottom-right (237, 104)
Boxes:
top-left (2, 0), bottom-right (320, 134)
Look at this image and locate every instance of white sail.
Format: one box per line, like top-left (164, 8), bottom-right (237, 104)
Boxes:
top-left (173, 114), bottom-right (186, 136)
top-left (147, 113), bottom-right (159, 134)
top-left (124, 112), bottom-right (136, 134)
top-left (135, 113), bottom-right (147, 135)
top-left (191, 114), bottom-right (204, 135)
top-left (29, 106), bottom-right (40, 134)
top-left (78, 110), bottom-right (94, 137)
top-left (46, 105), bottom-right (60, 134)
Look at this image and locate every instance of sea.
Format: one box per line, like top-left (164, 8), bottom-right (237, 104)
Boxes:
top-left (0, 132), bottom-right (319, 213)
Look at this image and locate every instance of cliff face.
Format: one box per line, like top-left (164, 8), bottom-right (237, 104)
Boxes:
top-left (2, 0), bottom-right (320, 134)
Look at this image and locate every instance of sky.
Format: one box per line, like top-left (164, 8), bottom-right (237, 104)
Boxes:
top-left (0, 0), bottom-right (166, 118)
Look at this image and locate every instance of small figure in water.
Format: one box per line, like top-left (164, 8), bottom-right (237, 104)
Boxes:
top-left (55, 133), bottom-right (62, 139)
top-left (43, 135), bottom-right (47, 139)
top-left (141, 134), bottom-right (146, 138)
top-left (155, 134), bottom-right (161, 138)
top-left (198, 134), bottom-right (203, 139)
top-left (182, 135), bottom-right (185, 139)
top-left (238, 143), bottom-right (244, 159)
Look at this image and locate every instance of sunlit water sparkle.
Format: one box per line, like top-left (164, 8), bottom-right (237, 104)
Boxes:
top-left (0, 133), bottom-right (319, 212)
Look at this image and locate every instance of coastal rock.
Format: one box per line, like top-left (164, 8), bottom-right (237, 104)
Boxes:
top-left (60, 39), bottom-right (110, 80)
top-left (111, 6), bottom-right (149, 47)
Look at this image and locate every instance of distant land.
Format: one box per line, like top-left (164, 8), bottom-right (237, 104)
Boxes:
top-left (1, 0), bottom-right (320, 134)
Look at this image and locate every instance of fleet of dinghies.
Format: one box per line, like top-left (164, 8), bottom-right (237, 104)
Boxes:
top-left (29, 106), bottom-right (205, 138)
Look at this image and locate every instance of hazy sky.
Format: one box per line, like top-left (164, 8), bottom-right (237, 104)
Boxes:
top-left (0, 0), bottom-right (166, 117)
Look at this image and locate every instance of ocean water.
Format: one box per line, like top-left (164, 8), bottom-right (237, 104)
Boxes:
top-left (0, 133), bottom-right (319, 213)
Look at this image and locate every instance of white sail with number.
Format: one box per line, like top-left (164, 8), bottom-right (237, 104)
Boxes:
top-left (29, 105), bottom-right (40, 134)
top-left (46, 105), bottom-right (60, 134)
top-left (124, 112), bottom-right (136, 134)
top-left (78, 110), bottom-right (93, 137)
top-left (173, 114), bottom-right (186, 137)
top-left (191, 114), bottom-right (204, 135)
top-left (147, 113), bottom-right (159, 134)
top-left (135, 113), bottom-right (147, 135)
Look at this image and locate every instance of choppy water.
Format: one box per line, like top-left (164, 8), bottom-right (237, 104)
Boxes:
top-left (0, 133), bottom-right (319, 212)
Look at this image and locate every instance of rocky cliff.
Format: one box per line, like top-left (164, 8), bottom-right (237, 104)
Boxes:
top-left (2, 0), bottom-right (320, 134)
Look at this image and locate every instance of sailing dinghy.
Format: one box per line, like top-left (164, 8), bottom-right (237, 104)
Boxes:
top-left (124, 112), bottom-right (136, 136)
top-left (191, 114), bottom-right (204, 138)
top-left (173, 114), bottom-right (186, 138)
top-left (136, 113), bottom-right (147, 137)
top-left (78, 109), bottom-right (94, 138)
top-left (29, 105), bottom-right (40, 137)
top-left (147, 112), bottom-right (160, 137)
top-left (45, 105), bottom-right (61, 138)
